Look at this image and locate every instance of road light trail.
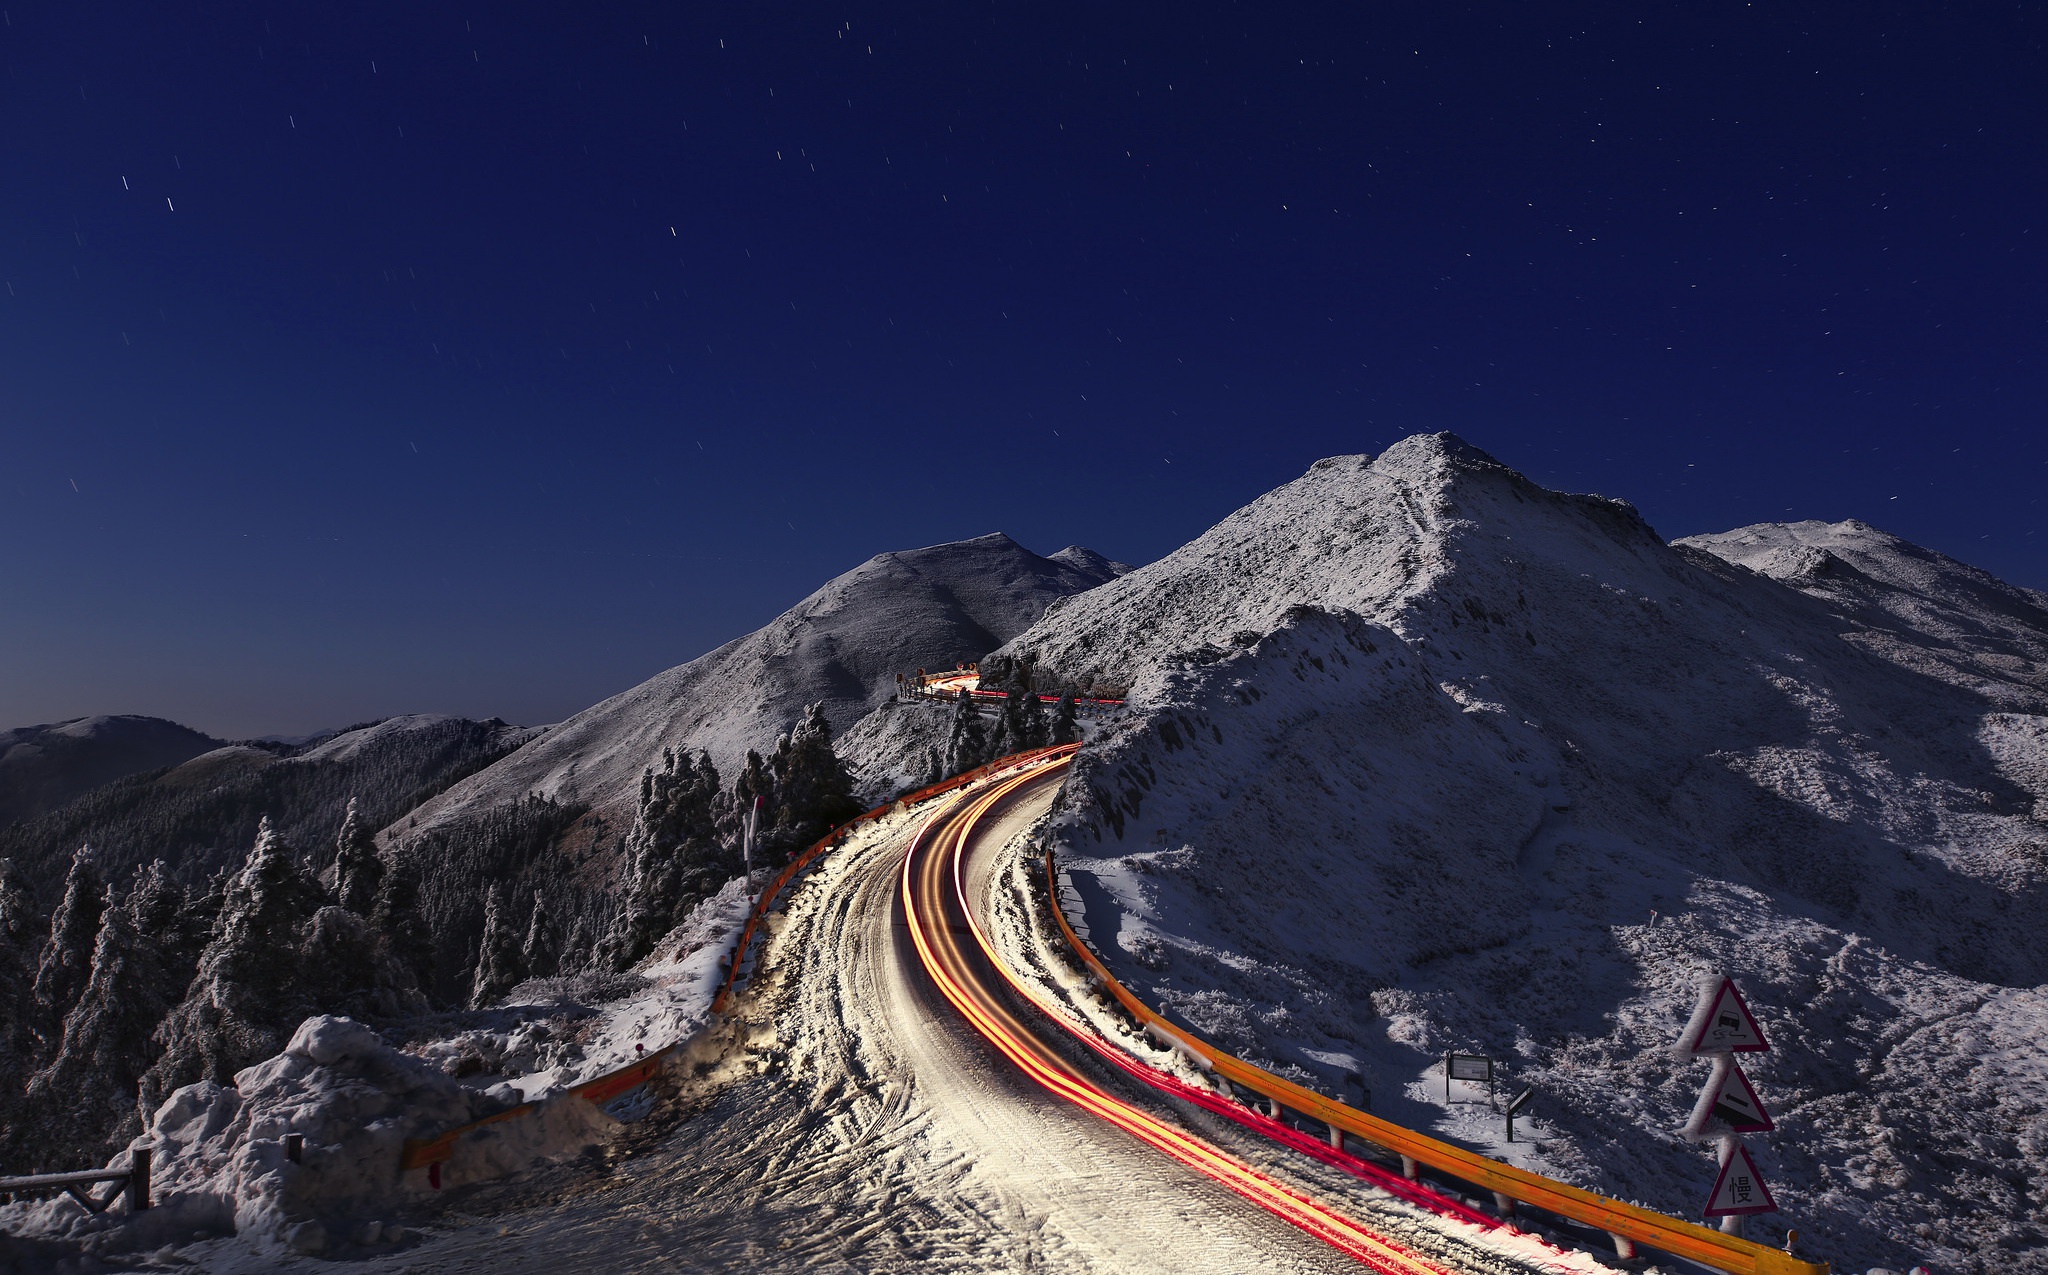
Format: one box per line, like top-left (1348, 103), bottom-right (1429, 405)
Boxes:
top-left (900, 758), bottom-right (1459, 1275)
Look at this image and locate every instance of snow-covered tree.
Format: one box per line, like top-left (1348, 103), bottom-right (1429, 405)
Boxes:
top-left (25, 865), bottom-right (188, 1167)
top-left (521, 895), bottom-right (560, 980)
top-left (558, 914), bottom-right (594, 976)
top-left (332, 796), bottom-right (384, 917)
top-left (29, 845), bottom-right (105, 1064)
top-left (605, 748), bottom-right (730, 970)
top-left (0, 858), bottom-right (40, 1167)
top-left (468, 883), bottom-right (525, 1007)
top-left (140, 817), bottom-right (323, 1112)
top-left (1049, 692), bottom-right (1080, 746)
top-left (1018, 688), bottom-right (1050, 750)
top-left (369, 847), bottom-right (434, 991)
top-left (767, 703), bottom-right (861, 856)
top-left (985, 709), bottom-right (1017, 761)
top-left (945, 690), bottom-right (988, 775)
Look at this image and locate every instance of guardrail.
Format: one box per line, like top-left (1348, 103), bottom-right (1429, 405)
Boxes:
top-left (903, 665), bottom-right (1124, 707)
top-left (0, 1148), bottom-right (150, 1214)
top-left (1040, 845), bottom-right (1830, 1275)
top-left (399, 746), bottom-right (1084, 1181)
top-left (398, 1052), bottom-right (670, 1178)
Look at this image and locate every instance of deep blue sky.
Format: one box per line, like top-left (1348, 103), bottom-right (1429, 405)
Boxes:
top-left (5, 3), bottom-right (2044, 738)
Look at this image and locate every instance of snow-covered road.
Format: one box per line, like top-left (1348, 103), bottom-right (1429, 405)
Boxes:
top-left (274, 764), bottom-right (1586, 1274)
top-left (296, 771), bottom-right (1350, 1271)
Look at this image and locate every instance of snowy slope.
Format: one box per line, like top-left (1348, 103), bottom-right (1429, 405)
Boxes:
top-left (0, 715), bottom-right (220, 830)
top-left (399, 534), bottom-right (1123, 838)
top-left (995, 435), bottom-right (2048, 1274)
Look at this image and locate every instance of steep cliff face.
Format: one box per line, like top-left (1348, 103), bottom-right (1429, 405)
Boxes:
top-left (994, 434), bottom-right (2048, 1274)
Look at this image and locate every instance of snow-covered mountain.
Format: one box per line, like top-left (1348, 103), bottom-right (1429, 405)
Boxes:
top-left (0, 715), bottom-right (221, 830)
top-left (996, 435), bottom-right (2048, 1274)
top-left (398, 533), bottom-right (1126, 840)
top-left (0, 715), bottom-right (537, 897)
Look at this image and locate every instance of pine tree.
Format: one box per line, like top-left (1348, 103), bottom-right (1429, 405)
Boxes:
top-left (521, 895), bottom-right (560, 980)
top-left (1014, 688), bottom-right (1050, 750)
top-left (558, 914), bottom-right (593, 976)
top-left (26, 866), bottom-right (187, 1167)
top-left (1050, 692), bottom-right (1080, 746)
top-left (605, 748), bottom-right (731, 969)
top-left (332, 797), bottom-right (385, 917)
top-left (30, 845), bottom-right (105, 1064)
top-left (140, 817), bottom-right (323, 1112)
top-left (468, 883), bottom-right (525, 1008)
top-left (946, 691), bottom-right (988, 775)
top-left (767, 703), bottom-right (861, 857)
top-left (369, 846), bottom-right (435, 994)
top-left (733, 749), bottom-right (775, 827)
top-left (985, 709), bottom-right (1016, 761)
top-left (0, 858), bottom-right (41, 1169)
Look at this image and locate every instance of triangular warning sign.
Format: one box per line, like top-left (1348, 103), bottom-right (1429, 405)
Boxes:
top-left (1704, 1140), bottom-right (1777, 1217)
top-left (1683, 1056), bottom-right (1775, 1138)
top-left (1681, 976), bottom-right (1770, 1055)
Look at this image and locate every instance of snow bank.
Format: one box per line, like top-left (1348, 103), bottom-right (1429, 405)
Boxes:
top-left (0, 884), bottom-right (756, 1262)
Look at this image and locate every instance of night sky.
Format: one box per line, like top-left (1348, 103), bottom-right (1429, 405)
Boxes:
top-left (5, 3), bottom-right (2044, 738)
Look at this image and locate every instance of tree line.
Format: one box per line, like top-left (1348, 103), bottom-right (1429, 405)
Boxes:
top-left (0, 703), bottom-right (866, 1177)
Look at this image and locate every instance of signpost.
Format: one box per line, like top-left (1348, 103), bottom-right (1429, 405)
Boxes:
top-left (1504, 1085), bottom-right (1535, 1143)
top-left (1445, 1052), bottom-right (1494, 1103)
top-left (1677, 974), bottom-right (1780, 1237)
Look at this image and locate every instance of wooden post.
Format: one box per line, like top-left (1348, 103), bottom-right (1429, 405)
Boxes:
top-left (125, 1147), bottom-right (150, 1212)
top-left (285, 1133), bottom-right (303, 1164)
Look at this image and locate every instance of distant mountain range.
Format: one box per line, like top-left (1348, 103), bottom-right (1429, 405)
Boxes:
top-left (0, 716), bottom-right (538, 900)
top-left (0, 716), bottom-right (222, 831)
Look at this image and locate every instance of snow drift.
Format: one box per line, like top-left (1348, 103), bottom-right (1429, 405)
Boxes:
top-left (995, 434), bottom-right (2048, 1274)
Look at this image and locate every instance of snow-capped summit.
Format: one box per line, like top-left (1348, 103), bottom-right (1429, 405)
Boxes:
top-left (998, 433), bottom-right (2048, 1274)
top-left (1679, 518), bottom-right (2048, 708)
top-left (400, 533), bottom-right (1122, 837)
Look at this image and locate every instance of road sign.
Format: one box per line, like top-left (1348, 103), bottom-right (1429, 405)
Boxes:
top-left (1684, 1056), bottom-right (1774, 1138)
top-left (1703, 1140), bottom-right (1777, 1217)
top-left (1681, 976), bottom-right (1771, 1055)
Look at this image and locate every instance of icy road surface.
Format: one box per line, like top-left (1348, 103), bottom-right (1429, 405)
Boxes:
top-left (197, 775), bottom-right (1593, 1273)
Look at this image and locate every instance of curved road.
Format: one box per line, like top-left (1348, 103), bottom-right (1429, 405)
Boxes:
top-left (343, 759), bottom-right (1554, 1274)
top-left (904, 755), bottom-right (1469, 1275)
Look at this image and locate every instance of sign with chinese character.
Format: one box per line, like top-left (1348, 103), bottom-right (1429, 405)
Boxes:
top-left (1704, 1140), bottom-right (1777, 1217)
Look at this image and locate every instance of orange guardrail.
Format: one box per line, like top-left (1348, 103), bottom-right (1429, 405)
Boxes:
top-left (399, 1051), bottom-right (673, 1172)
top-left (1040, 843), bottom-right (1829, 1275)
